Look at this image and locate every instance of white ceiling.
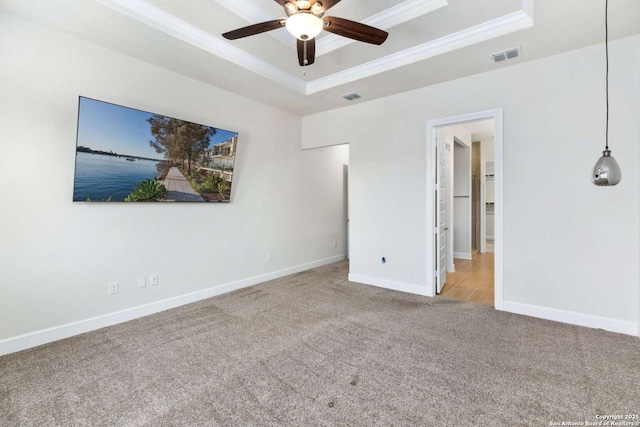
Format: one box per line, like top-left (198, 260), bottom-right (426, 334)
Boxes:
top-left (463, 119), bottom-right (495, 142)
top-left (1, 0), bottom-right (639, 115)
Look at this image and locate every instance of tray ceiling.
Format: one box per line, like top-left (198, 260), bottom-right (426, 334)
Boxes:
top-left (1, 0), bottom-right (640, 115)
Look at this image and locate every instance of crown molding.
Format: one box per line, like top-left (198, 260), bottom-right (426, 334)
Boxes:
top-left (307, 6), bottom-right (534, 94)
top-left (94, 0), bottom-right (307, 93)
top-left (213, 0), bottom-right (275, 24)
top-left (316, 0), bottom-right (448, 56)
top-left (94, 0), bottom-right (534, 97)
top-left (213, 0), bottom-right (448, 56)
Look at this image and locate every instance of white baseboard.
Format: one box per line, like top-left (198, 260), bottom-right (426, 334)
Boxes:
top-left (348, 273), bottom-right (430, 297)
top-left (453, 252), bottom-right (472, 260)
top-left (503, 301), bottom-right (639, 337)
top-left (0, 255), bottom-right (347, 356)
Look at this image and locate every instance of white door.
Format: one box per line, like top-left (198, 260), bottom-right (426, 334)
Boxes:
top-left (436, 131), bottom-right (448, 293)
top-left (344, 164), bottom-right (349, 260)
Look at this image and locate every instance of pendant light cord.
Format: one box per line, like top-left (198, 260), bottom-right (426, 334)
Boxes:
top-left (605, 0), bottom-right (609, 150)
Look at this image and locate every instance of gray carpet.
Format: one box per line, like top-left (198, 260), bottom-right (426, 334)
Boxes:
top-left (1, 261), bottom-right (639, 426)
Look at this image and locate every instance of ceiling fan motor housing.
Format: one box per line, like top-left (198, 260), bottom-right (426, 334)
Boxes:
top-left (285, 1), bottom-right (325, 17)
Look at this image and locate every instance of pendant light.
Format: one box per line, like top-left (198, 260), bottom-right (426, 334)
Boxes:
top-left (591, 0), bottom-right (621, 186)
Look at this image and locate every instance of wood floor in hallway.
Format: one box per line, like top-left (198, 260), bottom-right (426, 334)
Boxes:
top-left (439, 252), bottom-right (494, 306)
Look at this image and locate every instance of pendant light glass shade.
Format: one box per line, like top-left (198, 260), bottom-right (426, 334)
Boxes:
top-left (592, 149), bottom-right (622, 186)
top-left (592, 0), bottom-right (621, 186)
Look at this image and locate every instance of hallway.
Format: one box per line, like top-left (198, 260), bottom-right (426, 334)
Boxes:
top-left (439, 253), bottom-right (494, 306)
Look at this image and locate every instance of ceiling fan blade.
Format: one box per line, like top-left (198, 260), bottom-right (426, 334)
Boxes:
top-left (311, 0), bottom-right (341, 13)
top-left (297, 38), bottom-right (316, 66)
top-left (322, 16), bottom-right (388, 45)
top-left (222, 19), bottom-right (285, 40)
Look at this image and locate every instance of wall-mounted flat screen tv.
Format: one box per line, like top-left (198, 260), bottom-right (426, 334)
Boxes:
top-left (73, 97), bottom-right (239, 202)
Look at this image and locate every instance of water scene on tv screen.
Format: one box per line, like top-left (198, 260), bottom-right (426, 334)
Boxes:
top-left (73, 97), bottom-right (239, 202)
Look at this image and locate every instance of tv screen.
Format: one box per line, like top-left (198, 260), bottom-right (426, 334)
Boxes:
top-left (73, 97), bottom-right (239, 202)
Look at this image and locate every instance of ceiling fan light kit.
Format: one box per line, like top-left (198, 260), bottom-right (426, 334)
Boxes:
top-left (222, 0), bottom-right (388, 67)
top-left (286, 12), bottom-right (323, 40)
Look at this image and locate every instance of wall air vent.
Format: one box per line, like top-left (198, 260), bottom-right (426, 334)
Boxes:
top-left (491, 46), bottom-right (522, 63)
top-left (342, 92), bottom-right (362, 101)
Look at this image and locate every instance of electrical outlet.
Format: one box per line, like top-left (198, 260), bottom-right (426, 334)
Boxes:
top-left (138, 276), bottom-right (146, 288)
top-left (333, 241), bottom-right (338, 248)
top-left (267, 252), bottom-right (272, 262)
top-left (108, 281), bottom-right (119, 295)
top-left (150, 274), bottom-right (158, 286)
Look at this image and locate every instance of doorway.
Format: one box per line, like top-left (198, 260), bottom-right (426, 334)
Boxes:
top-left (425, 109), bottom-right (503, 310)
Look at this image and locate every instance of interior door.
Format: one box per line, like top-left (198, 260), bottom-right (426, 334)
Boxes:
top-left (436, 131), bottom-right (448, 293)
top-left (344, 164), bottom-right (349, 260)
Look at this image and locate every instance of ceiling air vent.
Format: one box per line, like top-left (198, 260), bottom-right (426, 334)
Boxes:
top-left (491, 46), bottom-right (521, 63)
top-left (342, 92), bottom-right (362, 101)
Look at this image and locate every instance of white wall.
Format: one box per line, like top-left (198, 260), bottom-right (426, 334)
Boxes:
top-left (302, 35), bottom-right (640, 335)
top-left (0, 12), bottom-right (348, 353)
top-left (481, 139), bottom-right (495, 164)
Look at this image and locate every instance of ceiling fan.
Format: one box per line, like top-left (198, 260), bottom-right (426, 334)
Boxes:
top-left (222, 0), bottom-right (389, 67)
